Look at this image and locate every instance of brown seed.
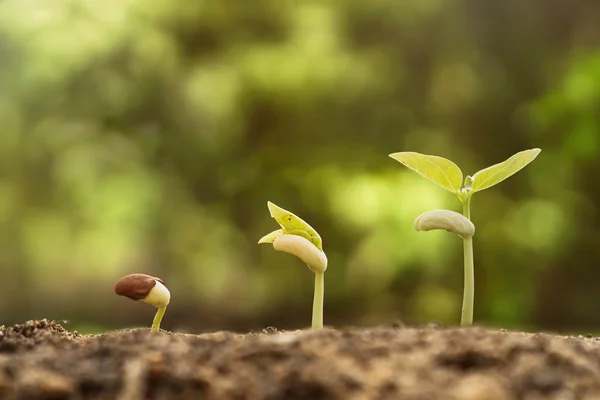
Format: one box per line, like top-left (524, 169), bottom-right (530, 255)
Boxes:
top-left (114, 274), bottom-right (165, 301)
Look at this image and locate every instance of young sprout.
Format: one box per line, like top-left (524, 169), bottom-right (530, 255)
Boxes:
top-left (390, 148), bottom-right (541, 325)
top-left (114, 273), bottom-right (170, 333)
top-left (258, 201), bottom-right (328, 330)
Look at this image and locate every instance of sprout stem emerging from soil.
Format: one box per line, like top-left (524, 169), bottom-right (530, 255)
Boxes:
top-left (461, 198), bottom-right (474, 325)
top-left (259, 202), bottom-right (328, 330)
top-left (114, 274), bottom-right (171, 332)
top-left (152, 306), bottom-right (167, 333)
top-left (312, 271), bottom-right (325, 329)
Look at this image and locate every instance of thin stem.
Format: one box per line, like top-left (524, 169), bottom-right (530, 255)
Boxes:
top-left (461, 197), bottom-right (474, 326)
top-left (462, 196), bottom-right (471, 219)
top-left (151, 306), bottom-right (167, 332)
top-left (312, 271), bottom-right (324, 329)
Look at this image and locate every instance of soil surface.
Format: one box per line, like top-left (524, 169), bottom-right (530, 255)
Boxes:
top-left (1, 320), bottom-right (600, 400)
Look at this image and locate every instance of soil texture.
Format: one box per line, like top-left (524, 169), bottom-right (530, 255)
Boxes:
top-left (1, 319), bottom-right (600, 399)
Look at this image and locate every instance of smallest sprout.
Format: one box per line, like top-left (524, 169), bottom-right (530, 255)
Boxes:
top-left (114, 273), bottom-right (170, 333)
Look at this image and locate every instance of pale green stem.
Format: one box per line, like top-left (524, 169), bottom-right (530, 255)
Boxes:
top-left (461, 198), bottom-right (474, 326)
top-left (151, 306), bottom-right (167, 332)
top-left (312, 271), bottom-right (324, 329)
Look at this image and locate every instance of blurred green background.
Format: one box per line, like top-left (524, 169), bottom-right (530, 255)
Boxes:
top-left (1, 0), bottom-right (599, 334)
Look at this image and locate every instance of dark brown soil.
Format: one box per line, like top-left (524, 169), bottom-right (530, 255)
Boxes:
top-left (2, 320), bottom-right (600, 400)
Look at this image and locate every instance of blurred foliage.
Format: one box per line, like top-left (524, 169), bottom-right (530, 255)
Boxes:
top-left (0, 0), bottom-right (599, 333)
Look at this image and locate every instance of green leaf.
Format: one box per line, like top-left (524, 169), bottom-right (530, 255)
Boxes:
top-left (470, 148), bottom-right (541, 193)
top-left (389, 152), bottom-right (463, 194)
top-left (258, 229), bottom-right (283, 244)
top-left (264, 202), bottom-right (323, 250)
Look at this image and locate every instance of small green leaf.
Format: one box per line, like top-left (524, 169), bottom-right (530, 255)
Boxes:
top-left (470, 148), bottom-right (541, 193)
top-left (258, 229), bottom-right (283, 244)
top-left (389, 152), bottom-right (463, 194)
top-left (265, 202), bottom-right (323, 250)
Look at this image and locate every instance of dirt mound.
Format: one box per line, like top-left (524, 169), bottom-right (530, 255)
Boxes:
top-left (0, 319), bottom-right (81, 352)
top-left (1, 320), bottom-right (600, 399)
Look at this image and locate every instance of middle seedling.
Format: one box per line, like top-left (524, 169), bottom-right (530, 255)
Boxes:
top-left (259, 202), bottom-right (328, 330)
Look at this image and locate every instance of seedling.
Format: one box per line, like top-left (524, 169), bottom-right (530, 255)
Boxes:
top-left (390, 148), bottom-right (541, 325)
top-left (258, 201), bottom-right (328, 330)
top-left (114, 273), bottom-right (170, 332)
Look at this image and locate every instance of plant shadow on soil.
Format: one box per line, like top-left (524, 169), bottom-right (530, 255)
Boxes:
top-left (1, 320), bottom-right (600, 400)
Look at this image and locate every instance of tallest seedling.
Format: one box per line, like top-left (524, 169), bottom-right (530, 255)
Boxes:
top-left (390, 148), bottom-right (541, 325)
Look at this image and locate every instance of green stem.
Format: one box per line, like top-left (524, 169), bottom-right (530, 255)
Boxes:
top-left (312, 271), bottom-right (324, 329)
top-left (461, 197), bottom-right (474, 326)
top-left (151, 306), bottom-right (167, 332)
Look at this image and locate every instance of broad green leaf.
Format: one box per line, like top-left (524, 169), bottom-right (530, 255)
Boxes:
top-left (265, 202), bottom-right (323, 250)
top-left (389, 152), bottom-right (463, 194)
top-left (258, 229), bottom-right (283, 244)
top-left (470, 148), bottom-right (541, 193)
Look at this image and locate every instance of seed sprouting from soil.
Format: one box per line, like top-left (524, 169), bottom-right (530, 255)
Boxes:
top-left (114, 273), bottom-right (170, 333)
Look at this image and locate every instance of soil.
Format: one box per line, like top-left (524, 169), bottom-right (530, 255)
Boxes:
top-left (1, 320), bottom-right (600, 400)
